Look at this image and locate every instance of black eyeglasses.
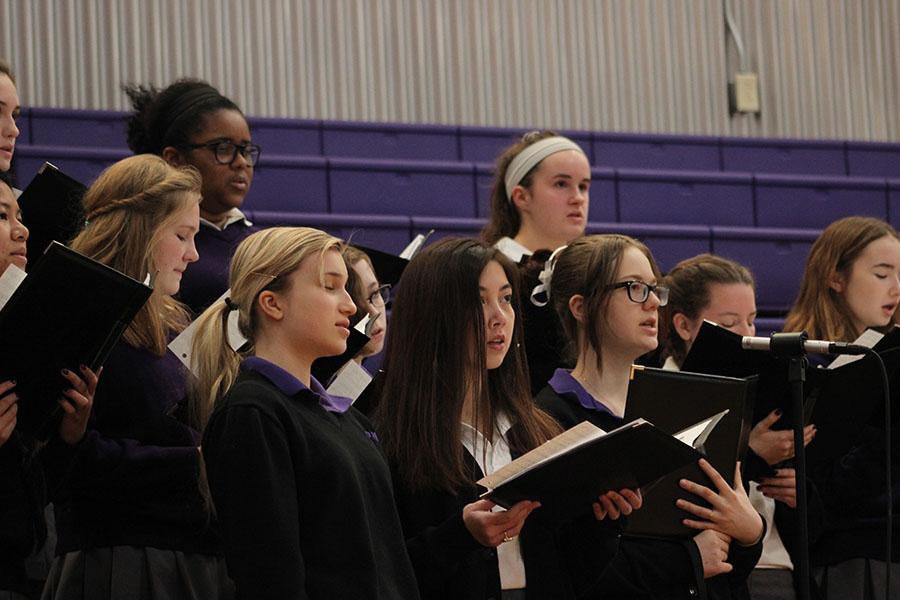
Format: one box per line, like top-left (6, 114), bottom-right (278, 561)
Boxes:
top-left (610, 280), bottom-right (669, 306)
top-left (368, 284), bottom-right (392, 308)
top-left (182, 140), bottom-right (262, 167)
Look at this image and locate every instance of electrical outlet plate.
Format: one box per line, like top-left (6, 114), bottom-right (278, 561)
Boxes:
top-left (734, 72), bottom-right (760, 113)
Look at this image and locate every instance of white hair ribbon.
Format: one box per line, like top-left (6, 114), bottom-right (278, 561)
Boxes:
top-left (530, 245), bottom-right (568, 307)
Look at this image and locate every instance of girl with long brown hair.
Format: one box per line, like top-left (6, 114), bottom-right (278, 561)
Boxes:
top-left (535, 235), bottom-right (765, 599)
top-left (784, 216), bottom-right (900, 599)
top-left (375, 237), bottom-right (630, 600)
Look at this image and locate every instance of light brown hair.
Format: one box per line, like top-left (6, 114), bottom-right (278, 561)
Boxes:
top-left (785, 216), bottom-right (900, 341)
top-left (71, 154), bottom-right (201, 354)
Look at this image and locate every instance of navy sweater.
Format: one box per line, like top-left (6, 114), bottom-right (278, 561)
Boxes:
top-left (47, 341), bottom-right (218, 556)
top-left (202, 360), bottom-right (420, 600)
top-left (178, 219), bottom-right (259, 316)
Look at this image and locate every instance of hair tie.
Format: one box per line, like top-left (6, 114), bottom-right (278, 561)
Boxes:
top-left (224, 297), bottom-right (239, 312)
top-left (530, 245), bottom-right (567, 307)
top-left (504, 136), bottom-right (586, 202)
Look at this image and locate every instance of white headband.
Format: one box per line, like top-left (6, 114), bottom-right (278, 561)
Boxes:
top-left (530, 245), bottom-right (568, 307)
top-left (504, 136), bottom-right (586, 202)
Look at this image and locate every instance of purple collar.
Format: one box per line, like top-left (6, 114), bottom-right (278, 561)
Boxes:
top-left (241, 356), bottom-right (352, 414)
top-left (547, 369), bottom-right (617, 417)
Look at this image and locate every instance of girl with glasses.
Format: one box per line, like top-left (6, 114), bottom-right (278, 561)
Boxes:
top-left (342, 246), bottom-right (389, 366)
top-left (374, 237), bottom-right (633, 600)
top-left (482, 131), bottom-right (592, 395)
top-left (535, 234), bottom-right (765, 599)
top-left (190, 227), bottom-right (419, 599)
top-left (661, 254), bottom-right (821, 600)
top-left (783, 216), bottom-right (900, 599)
top-left (124, 79), bottom-right (260, 316)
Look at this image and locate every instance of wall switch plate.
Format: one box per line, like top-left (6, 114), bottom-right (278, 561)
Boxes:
top-left (734, 72), bottom-right (760, 113)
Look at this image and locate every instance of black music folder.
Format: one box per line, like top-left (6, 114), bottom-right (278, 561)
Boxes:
top-left (622, 365), bottom-right (756, 538)
top-left (476, 416), bottom-right (720, 525)
top-left (681, 320), bottom-right (900, 469)
top-left (0, 242), bottom-right (152, 440)
top-left (17, 162), bottom-right (87, 269)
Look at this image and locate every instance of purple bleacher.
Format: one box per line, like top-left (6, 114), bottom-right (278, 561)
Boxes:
top-left (593, 133), bottom-right (721, 171)
top-left (711, 226), bottom-right (819, 313)
top-left (754, 174), bottom-right (888, 229)
top-left (755, 317), bottom-right (785, 336)
top-left (321, 120), bottom-right (459, 161)
top-left (244, 155), bottom-right (328, 213)
top-left (248, 116), bottom-right (322, 156)
top-left (244, 211), bottom-right (413, 254)
top-left (721, 137), bottom-right (846, 176)
top-left (27, 107), bottom-right (129, 149)
top-left (14, 145), bottom-right (127, 186)
top-left (329, 157), bottom-right (477, 218)
top-left (458, 126), bottom-right (592, 164)
top-left (587, 222), bottom-right (712, 273)
top-left (472, 164), bottom-right (615, 222)
top-left (846, 141), bottom-right (900, 178)
top-left (617, 169), bottom-right (754, 226)
top-left (889, 180), bottom-right (900, 230)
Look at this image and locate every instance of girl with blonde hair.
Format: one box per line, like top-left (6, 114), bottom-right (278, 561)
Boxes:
top-left (41, 154), bottom-right (232, 600)
top-left (194, 227), bottom-right (419, 599)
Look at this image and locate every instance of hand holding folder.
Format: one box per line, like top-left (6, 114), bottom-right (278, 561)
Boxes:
top-left (476, 415), bottom-right (723, 525)
top-left (0, 242), bottom-right (152, 441)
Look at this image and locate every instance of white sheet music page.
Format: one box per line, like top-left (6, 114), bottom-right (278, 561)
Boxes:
top-left (673, 409), bottom-right (729, 448)
top-left (325, 359), bottom-right (373, 401)
top-left (477, 420), bottom-right (609, 491)
top-left (169, 290), bottom-right (248, 375)
top-left (827, 328), bottom-right (884, 370)
top-left (0, 264), bottom-right (27, 311)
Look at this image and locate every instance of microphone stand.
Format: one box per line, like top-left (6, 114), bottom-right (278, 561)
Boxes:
top-left (770, 332), bottom-right (812, 600)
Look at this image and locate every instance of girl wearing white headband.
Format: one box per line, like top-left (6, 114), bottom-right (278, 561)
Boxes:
top-left (482, 131), bottom-right (591, 262)
top-left (482, 131), bottom-right (592, 394)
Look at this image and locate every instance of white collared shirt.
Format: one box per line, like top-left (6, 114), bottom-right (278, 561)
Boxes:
top-left (200, 207), bottom-right (253, 231)
top-left (493, 237), bottom-right (533, 263)
top-left (460, 413), bottom-right (526, 590)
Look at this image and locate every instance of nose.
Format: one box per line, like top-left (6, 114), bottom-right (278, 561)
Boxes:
top-left (2, 115), bottom-right (18, 141)
top-left (185, 238), bottom-right (199, 263)
top-left (645, 291), bottom-right (661, 310)
top-left (890, 275), bottom-right (900, 296)
top-left (485, 300), bottom-right (509, 329)
top-left (732, 322), bottom-right (755, 337)
top-left (10, 214), bottom-right (27, 241)
top-left (232, 148), bottom-right (252, 170)
top-left (340, 288), bottom-right (357, 317)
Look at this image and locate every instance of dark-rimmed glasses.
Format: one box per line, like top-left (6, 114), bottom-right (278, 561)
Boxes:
top-left (610, 280), bottom-right (669, 306)
top-left (183, 140), bottom-right (262, 167)
top-left (368, 284), bottom-right (392, 308)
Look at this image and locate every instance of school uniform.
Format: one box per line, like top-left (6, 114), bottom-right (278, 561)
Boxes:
top-left (41, 341), bottom-right (230, 600)
top-left (202, 357), bottom-right (419, 600)
top-left (0, 437), bottom-right (43, 597)
top-left (536, 369), bottom-right (765, 600)
top-left (387, 413), bottom-right (621, 600)
top-left (178, 210), bottom-right (259, 315)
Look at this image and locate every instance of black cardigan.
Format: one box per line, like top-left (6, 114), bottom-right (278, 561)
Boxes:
top-left (536, 384), bottom-right (765, 600)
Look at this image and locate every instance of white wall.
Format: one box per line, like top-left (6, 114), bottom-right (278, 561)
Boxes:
top-left (3, 0), bottom-right (898, 141)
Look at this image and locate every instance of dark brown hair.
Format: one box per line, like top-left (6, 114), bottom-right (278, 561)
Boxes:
top-left (342, 246), bottom-right (374, 328)
top-left (661, 254), bottom-right (755, 365)
top-left (549, 234), bottom-right (661, 372)
top-left (785, 216), bottom-right (900, 341)
top-left (481, 130), bottom-right (559, 244)
top-left (0, 60), bottom-right (15, 85)
top-left (375, 238), bottom-right (560, 493)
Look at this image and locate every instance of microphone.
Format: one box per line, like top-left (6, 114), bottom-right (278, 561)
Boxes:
top-left (741, 334), bottom-right (869, 356)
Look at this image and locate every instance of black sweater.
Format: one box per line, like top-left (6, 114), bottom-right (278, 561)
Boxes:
top-left (388, 443), bottom-right (622, 600)
top-left (202, 363), bottom-right (419, 600)
top-left (536, 382), bottom-right (764, 600)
